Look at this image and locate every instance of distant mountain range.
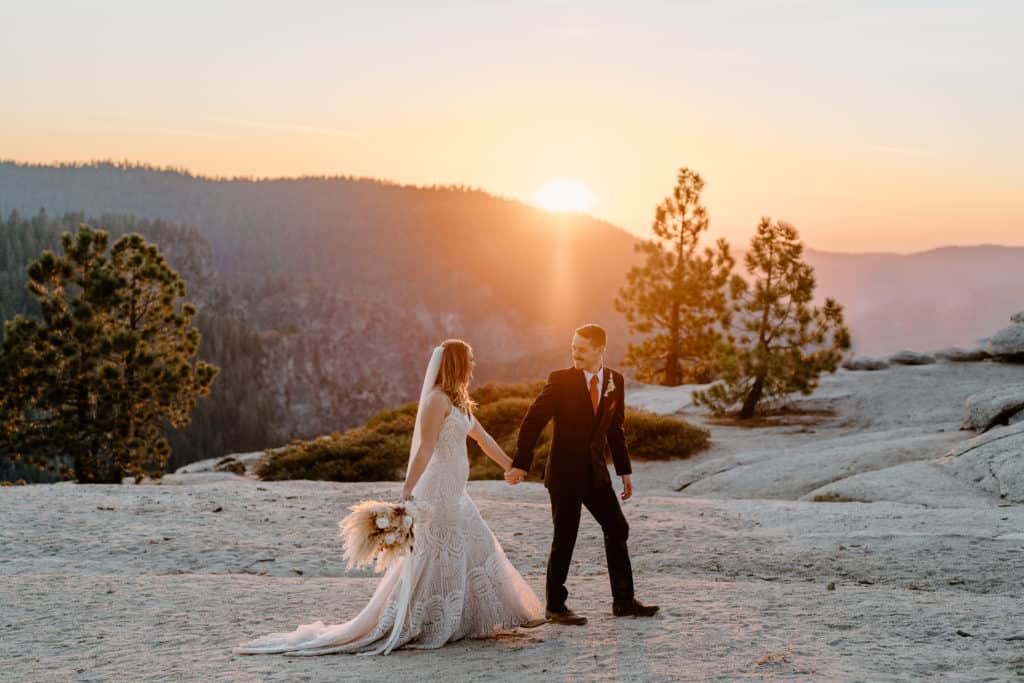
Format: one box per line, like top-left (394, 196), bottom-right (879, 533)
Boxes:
top-left (802, 245), bottom-right (1024, 355)
top-left (2, 159), bottom-right (1021, 464)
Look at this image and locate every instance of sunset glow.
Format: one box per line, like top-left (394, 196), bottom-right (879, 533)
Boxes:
top-left (1, 3), bottom-right (1022, 252)
top-left (533, 178), bottom-right (596, 213)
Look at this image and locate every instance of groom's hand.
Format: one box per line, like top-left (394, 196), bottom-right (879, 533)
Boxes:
top-left (504, 467), bottom-right (527, 485)
top-left (620, 474), bottom-right (633, 501)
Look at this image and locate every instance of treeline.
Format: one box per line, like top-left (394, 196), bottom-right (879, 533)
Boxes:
top-left (0, 210), bottom-right (272, 476)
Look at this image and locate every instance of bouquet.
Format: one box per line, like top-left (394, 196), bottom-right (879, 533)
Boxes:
top-left (338, 500), bottom-right (415, 572)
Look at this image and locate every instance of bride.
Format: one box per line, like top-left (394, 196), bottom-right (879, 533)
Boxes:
top-left (234, 339), bottom-right (545, 656)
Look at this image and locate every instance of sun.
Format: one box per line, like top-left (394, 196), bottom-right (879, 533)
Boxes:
top-left (533, 177), bottom-right (596, 213)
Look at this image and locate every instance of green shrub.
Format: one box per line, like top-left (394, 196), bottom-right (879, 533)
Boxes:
top-left (256, 381), bottom-right (709, 483)
top-left (467, 396), bottom-right (552, 481)
top-left (623, 408), bottom-right (710, 460)
top-left (255, 428), bottom-right (408, 482)
top-left (470, 380), bottom-right (545, 405)
top-left (365, 403), bottom-right (417, 433)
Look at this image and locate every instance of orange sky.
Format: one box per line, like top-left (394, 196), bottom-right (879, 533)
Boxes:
top-left (2, 2), bottom-right (1021, 253)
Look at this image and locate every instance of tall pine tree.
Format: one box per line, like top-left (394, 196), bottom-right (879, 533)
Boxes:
top-left (615, 168), bottom-right (736, 385)
top-left (693, 217), bottom-right (851, 418)
top-left (0, 225), bottom-right (218, 482)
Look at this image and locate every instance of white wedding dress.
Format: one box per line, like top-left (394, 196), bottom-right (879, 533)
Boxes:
top-left (234, 407), bottom-right (545, 656)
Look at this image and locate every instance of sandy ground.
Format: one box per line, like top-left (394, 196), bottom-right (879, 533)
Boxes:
top-left (3, 361), bottom-right (1024, 682)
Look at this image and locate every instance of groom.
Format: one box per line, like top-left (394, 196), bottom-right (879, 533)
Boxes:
top-left (505, 323), bottom-right (658, 624)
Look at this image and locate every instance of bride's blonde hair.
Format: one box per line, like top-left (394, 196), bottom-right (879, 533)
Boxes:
top-left (436, 339), bottom-right (476, 416)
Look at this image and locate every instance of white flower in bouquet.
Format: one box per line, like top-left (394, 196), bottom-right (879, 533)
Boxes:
top-left (339, 500), bottom-right (418, 572)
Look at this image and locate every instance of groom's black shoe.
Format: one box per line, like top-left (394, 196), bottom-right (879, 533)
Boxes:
top-left (612, 598), bottom-right (659, 617)
top-left (545, 606), bottom-right (587, 625)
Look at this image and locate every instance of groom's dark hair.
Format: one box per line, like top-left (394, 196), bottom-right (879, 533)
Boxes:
top-left (575, 323), bottom-right (607, 348)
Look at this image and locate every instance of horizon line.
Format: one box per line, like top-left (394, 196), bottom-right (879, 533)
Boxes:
top-left (3, 157), bottom-right (1022, 258)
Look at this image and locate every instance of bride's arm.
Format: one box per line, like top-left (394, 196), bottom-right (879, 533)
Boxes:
top-left (400, 392), bottom-right (447, 500)
top-left (468, 416), bottom-right (513, 471)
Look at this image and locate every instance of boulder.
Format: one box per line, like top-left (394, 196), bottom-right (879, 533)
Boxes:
top-left (934, 346), bottom-right (991, 362)
top-left (940, 421), bottom-right (1024, 503)
top-left (801, 461), bottom-right (997, 508)
top-left (626, 381), bottom-right (702, 415)
top-left (213, 457), bottom-right (247, 476)
top-left (842, 355), bottom-right (890, 371)
top-left (887, 350), bottom-right (936, 365)
top-left (961, 384), bottom-right (1024, 431)
top-left (985, 314), bottom-right (1024, 362)
top-left (175, 450), bottom-right (266, 475)
top-left (681, 428), bottom-right (960, 500)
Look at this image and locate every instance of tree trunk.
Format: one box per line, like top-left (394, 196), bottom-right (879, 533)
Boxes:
top-left (739, 374), bottom-right (765, 419)
top-left (98, 462), bottom-right (123, 484)
top-left (74, 440), bottom-right (122, 484)
top-left (73, 453), bottom-right (88, 483)
top-left (665, 301), bottom-right (681, 386)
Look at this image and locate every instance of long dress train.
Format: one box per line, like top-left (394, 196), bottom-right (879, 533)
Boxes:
top-left (233, 408), bottom-right (545, 655)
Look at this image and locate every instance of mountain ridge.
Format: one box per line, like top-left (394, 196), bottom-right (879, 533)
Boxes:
top-left (2, 159), bottom-right (1022, 465)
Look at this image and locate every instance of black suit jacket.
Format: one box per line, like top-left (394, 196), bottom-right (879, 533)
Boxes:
top-left (513, 366), bottom-right (630, 493)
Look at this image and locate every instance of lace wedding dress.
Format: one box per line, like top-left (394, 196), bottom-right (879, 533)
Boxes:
top-left (234, 407), bottom-right (545, 656)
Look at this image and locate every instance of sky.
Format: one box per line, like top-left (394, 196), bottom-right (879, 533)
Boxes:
top-left (1, 0), bottom-right (1021, 252)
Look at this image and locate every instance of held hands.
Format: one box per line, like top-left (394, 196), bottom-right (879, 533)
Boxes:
top-left (620, 474), bottom-right (633, 501)
top-left (504, 467), bottom-right (527, 485)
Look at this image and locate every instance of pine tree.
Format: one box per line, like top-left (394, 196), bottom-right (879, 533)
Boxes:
top-left (0, 225), bottom-right (218, 482)
top-left (693, 217), bottom-right (851, 418)
top-left (615, 168), bottom-right (737, 385)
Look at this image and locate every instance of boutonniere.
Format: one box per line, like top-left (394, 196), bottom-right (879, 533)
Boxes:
top-left (603, 373), bottom-right (616, 398)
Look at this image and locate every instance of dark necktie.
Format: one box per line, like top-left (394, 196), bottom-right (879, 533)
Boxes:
top-left (589, 374), bottom-right (599, 414)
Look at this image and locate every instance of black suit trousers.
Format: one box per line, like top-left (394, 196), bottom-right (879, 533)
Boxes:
top-left (546, 479), bottom-right (635, 611)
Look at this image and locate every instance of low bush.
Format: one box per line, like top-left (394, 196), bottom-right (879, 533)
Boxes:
top-left (257, 381), bottom-right (709, 482)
